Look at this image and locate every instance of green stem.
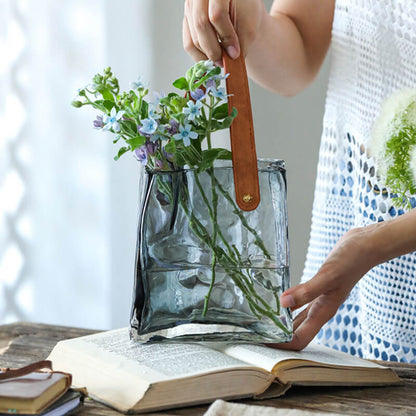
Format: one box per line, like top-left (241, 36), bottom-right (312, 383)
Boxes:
top-left (213, 177), bottom-right (272, 260)
top-left (202, 99), bottom-right (219, 316)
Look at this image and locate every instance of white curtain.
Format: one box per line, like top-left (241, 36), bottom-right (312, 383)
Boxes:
top-left (0, 0), bottom-right (193, 329)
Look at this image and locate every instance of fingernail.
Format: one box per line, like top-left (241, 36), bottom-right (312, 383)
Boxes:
top-left (226, 45), bottom-right (238, 59)
top-left (280, 294), bottom-right (295, 308)
top-left (215, 60), bottom-right (223, 68)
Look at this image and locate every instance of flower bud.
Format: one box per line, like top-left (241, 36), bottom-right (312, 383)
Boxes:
top-left (71, 100), bottom-right (83, 108)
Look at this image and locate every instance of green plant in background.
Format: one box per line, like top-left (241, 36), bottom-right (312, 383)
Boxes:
top-left (370, 88), bottom-right (416, 208)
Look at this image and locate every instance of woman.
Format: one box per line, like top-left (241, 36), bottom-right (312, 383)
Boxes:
top-left (183, 0), bottom-right (416, 362)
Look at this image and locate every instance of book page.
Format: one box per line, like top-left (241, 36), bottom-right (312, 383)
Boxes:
top-left (49, 328), bottom-right (262, 412)
top-left (215, 342), bottom-right (385, 373)
top-left (68, 328), bottom-right (254, 382)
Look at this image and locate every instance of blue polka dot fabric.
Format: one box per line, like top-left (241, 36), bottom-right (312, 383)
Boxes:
top-left (302, 0), bottom-right (416, 363)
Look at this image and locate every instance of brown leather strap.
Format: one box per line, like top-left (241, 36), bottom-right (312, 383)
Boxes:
top-left (0, 360), bottom-right (52, 381)
top-left (223, 53), bottom-right (260, 211)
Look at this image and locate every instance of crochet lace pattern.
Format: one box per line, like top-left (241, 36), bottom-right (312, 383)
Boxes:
top-left (302, 0), bottom-right (416, 363)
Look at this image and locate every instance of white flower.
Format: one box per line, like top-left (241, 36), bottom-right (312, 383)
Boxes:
top-left (369, 88), bottom-right (416, 181)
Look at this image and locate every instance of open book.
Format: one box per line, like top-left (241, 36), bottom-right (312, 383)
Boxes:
top-left (47, 328), bottom-right (400, 414)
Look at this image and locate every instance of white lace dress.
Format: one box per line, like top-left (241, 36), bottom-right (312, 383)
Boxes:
top-left (302, 0), bottom-right (416, 363)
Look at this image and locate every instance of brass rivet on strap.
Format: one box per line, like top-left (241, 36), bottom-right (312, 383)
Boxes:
top-left (242, 194), bottom-right (253, 204)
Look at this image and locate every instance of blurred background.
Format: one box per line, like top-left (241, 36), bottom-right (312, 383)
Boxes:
top-left (0, 0), bottom-right (329, 329)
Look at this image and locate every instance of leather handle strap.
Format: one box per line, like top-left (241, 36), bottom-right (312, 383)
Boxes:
top-left (223, 53), bottom-right (260, 211)
top-left (0, 360), bottom-right (52, 381)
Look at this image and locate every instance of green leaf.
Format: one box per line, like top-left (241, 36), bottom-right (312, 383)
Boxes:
top-left (218, 107), bottom-right (237, 129)
top-left (212, 103), bottom-right (229, 120)
top-left (140, 100), bottom-right (148, 119)
top-left (198, 148), bottom-right (232, 172)
top-left (175, 152), bottom-right (186, 167)
top-left (125, 136), bottom-right (145, 151)
top-left (160, 93), bottom-right (179, 107)
top-left (95, 85), bottom-right (114, 101)
top-left (171, 96), bottom-right (188, 112)
top-left (114, 146), bottom-right (130, 161)
top-left (173, 77), bottom-right (189, 91)
top-left (94, 99), bottom-right (115, 111)
top-left (164, 140), bottom-right (176, 154)
top-left (193, 67), bottom-right (222, 90)
top-left (122, 120), bottom-right (139, 136)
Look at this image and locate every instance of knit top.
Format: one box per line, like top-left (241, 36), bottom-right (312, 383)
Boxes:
top-left (302, 0), bottom-right (416, 363)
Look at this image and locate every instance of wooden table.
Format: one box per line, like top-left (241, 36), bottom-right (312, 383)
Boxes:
top-left (1, 322), bottom-right (416, 416)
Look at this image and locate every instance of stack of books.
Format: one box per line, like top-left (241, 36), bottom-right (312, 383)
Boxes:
top-left (0, 360), bottom-right (83, 416)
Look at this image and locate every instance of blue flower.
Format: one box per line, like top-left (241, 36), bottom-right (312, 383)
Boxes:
top-left (173, 124), bottom-right (198, 147)
top-left (140, 118), bottom-right (158, 135)
top-left (152, 90), bottom-right (166, 106)
top-left (203, 60), bottom-right (215, 71)
top-left (103, 107), bottom-right (125, 132)
top-left (151, 126), bottom-right (167, 142)
top-left (183, 100), bottom-right (202, 121)
top-left (190, 88), bottom-right (206, 101)
top-left (131, 76), bottom-right (146, 90)
top-left (148, 105), bottom-right (161, 120)
top-left (211, 87), bottom-right (228, 101)
top-left (214, 72), bottom-right (230, 81)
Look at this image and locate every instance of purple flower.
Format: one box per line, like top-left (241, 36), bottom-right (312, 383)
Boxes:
top-left (166, 119), bottom-right (179, 135)
top-left (134, 146), bottom-right (148, 166)
top-left (163, 147), bottom-right (175, 161)
top-left (145, 140), bottom-right (157, 155)
top-left (93, 115), bottom-right (104, 129)
top-left (155, 159), bottom-right (164, 169)
top-left (190, 88), bottom-right (205, 101)
top-left (205, 78), bottom-right (217, 91)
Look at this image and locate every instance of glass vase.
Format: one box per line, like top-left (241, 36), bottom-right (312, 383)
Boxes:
top-left (130, 159), bottom-right (292, 343)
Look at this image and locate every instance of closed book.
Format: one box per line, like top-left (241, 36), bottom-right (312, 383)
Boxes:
top-left (0, 361), bottom-right (72, 414)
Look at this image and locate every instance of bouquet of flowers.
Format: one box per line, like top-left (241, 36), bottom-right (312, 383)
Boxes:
top-left (370, 88), bottom-right (416, 208)
top-left (72, 60), bottom-right (236, 171)
top-left (72, 61), bottom-right (292, 342)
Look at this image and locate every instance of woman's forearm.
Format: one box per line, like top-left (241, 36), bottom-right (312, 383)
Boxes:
top-left (361, 208), bottom-right (416, 268)
top-left (246, 0), bottom-right (334, 96)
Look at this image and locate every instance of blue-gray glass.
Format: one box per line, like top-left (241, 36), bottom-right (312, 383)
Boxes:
top-left (130, 159), bottom-right (292, 343)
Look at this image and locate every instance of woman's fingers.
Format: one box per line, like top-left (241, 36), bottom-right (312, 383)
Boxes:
top-left (208, 0), bottom-right (240, 59)
top-left (278, 295), bottom-right (340, 350)
top-left (189, 0), bottom-right (223, 64)
top-left (280, 276), bottom-right (328, 311)
top-left (183, 16), bottom-right (208, 62)
top-left (184, 0), bottom-right (241, 63)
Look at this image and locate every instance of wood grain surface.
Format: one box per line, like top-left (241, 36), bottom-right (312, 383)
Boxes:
top-left (1, 322), bottom-right (415, 416)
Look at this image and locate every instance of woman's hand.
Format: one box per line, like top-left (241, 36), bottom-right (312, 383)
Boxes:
top-left (183, 0), bottom-right (266, 65)
top-left (276, 227), bottom-right (380, 350)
